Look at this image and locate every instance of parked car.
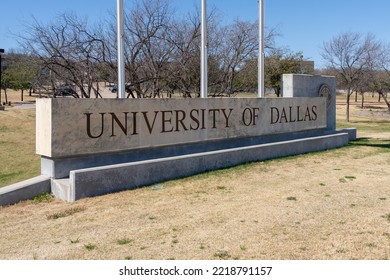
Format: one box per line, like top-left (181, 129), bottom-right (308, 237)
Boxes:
top-left (108, 85), bottom-right (117, 93)
top-left (54, 84), bottom-right (78, 98)
top-left (108, 83), bottom-right (132, 94)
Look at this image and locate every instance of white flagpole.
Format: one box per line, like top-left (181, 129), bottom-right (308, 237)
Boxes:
top-left (258, 0), bottom-right (265, 98)
top-left (117, 0), bottom-right (125, 99)
top-left (201, 0), bottom-right (208, 98)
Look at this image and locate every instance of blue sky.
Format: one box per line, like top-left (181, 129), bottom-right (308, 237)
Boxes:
top-left (1, 0), bottom-right (389, 68)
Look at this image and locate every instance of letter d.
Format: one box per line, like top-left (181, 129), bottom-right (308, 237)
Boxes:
top-left (270, 107), bottom-right (279, 124)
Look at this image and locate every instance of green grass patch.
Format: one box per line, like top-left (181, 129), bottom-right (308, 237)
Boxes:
top-left (0, 126), bottom-right (22, 133)
top-left (0, 171), bottom-right (23, 182)
top-left (382, 214), bottom-right (390, 222)
top-left (170, 162), bottom-right (258, 184)
top-left (70, 238), bottom-right (80, 244)
top-left (287, 197), bottom-right (297, 201)
top-left (337, 119), bottom-right (390, 134)
top-left (47, 206), bottom-right (86, 220)
top-left (33, 192), bottom-right (53, 204)
top-left (269, 153), bottom-right (312, 163)
top-left (84, 243), bottom-right (96, 251)
top-left (214, 250), bottom-right (231, 260)
top-left (117, 238), bottom-right (132, 245)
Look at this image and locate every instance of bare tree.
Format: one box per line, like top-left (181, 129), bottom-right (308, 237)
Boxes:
top-left (19, 13), bottom-right (106, 98)
top-left (112, 0), bottom-right (175, 98)
top-left (321, 31), bottom-right (380, 121)
top-left (353, 69), bottom-right (374, 108)
top-left (368, 72), bottom-right (390, 112)
top-left (213, 20), bottom-right (258, 96)
top-left (140, 0), bottom-right (175, 98)
top-left (163, 5), bottom-right (218, 98)
top-left (17, 0), bottom-right (285, 100)
top-left (167, 12), bottom-right (201, 98)
top-left (371, 43), bottom-right (390, 112)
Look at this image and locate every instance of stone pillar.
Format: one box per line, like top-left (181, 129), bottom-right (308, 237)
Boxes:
top-left (282, 74), bottom-right (336, 131)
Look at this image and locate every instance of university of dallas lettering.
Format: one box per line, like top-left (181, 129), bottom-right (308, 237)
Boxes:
top-left (85, 108), bottom-right (234, 139)
top-left (270, 105), bottom-right (318, 124)
top-left (85, 105), bottom-right (318, 139)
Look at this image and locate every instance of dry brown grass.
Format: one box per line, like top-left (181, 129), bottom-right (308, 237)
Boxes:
top-left (0, 93), bottom-right (389, 260)
top-left (0, 107), bottom-right (40, 186)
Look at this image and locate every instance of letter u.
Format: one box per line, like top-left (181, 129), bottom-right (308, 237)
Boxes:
top-left (85, 113), bottom-right (105, 139)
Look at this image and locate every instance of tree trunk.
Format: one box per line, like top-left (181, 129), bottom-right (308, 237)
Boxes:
top-left (346, 89), bottom-right (351, 122)
top-left (361, 93), bottom-right (364, 108)
top-left (126, 89), bottom-right (135, 99)
top-left (275, 87), bottom-right (281, 97)
top-left (4, 89), bottom-right (8, 104)
top-left (355, 91), bottom-right (358, 102)
top-left (379, 92), bottom-right (390, 112)
top-left (21, 89), bottom-right (24, 102)
top-left (153, 78), bottom-right (160, 98)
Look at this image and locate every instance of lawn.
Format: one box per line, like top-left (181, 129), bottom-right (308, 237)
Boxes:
top-left (0, 108), bottom-right (40, 187)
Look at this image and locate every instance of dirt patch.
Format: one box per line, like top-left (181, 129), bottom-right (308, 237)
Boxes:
top-left (355, 105), bottom-right (390, 119)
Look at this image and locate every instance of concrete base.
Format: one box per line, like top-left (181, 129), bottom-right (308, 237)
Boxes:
top-left (0, 176), bottom-right (51, 207)
top-left (42, 129), bottom-right (339, 179)
top-left (51, 179), bottom-right (71, 202)
top-left (52, 132), bottom-right (351, 202)
top-left (338, 128), bottom-right (357, 141)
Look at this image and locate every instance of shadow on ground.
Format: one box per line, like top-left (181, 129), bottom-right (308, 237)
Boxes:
top-left (350, 138), bottom-right (390, 149)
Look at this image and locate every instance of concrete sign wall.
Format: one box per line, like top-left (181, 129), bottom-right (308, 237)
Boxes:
top-left (36, 97), bottom-right (326, 158)
top-left (2, 74), bottom-right (356, 205)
